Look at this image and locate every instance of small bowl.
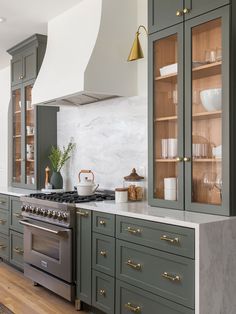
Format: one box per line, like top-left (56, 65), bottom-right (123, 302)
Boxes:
top-left (200, 88), bottom-right (222, 112)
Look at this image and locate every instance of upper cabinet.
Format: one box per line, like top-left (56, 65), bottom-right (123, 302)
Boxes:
top-left (148, 4), bottom-right (236, 216)
top-left (8, 34), bottom-right (58, 190)
top-left (149, 0), bottom-right (230, 33)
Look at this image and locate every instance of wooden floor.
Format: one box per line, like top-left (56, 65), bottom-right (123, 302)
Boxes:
top-left (0, 262), bottom-right (89, 314)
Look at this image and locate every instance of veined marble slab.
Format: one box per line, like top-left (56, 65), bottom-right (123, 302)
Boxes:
top-left (0, 186), bottom-right (41, 197)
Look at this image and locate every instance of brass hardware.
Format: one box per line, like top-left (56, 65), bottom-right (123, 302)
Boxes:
top-left (176, 157), bottom-right (183, 162)
top-left (99, 289), bottom-right (106, 297)
top-left (0, 219), bottom-right (6, 224)
top-left (99, 220), bottom-right (106, 226)
top-left (128, 25), bottom-right (148, 62)
top-left (19, 75), bottom-right (25, 80)
top-left (76, 210), bottom-right (89, 217)
top-left (176, 9), bottom-right (184, 16)
top-left (160, 235), bottom-right (179, 244)
top-left (100, 250), bottom-right (107, 257)
top-left (13, 213), bottom-right (23, 219)
top-left (125, 302), bottom-right (141, 313)
top-left (19, 220), bottom-right (68, 235)
top-left (184, 157), bottom-right (191, 162)
top-left (0, 244), bottom-right (6, 249)
top-left (126, 259), bottom-right (142, 271)
top-left (183, 7), bottom-right (191, 14)
top-left (0, 200), bottom-right (6, 205)
top-left (126, 226), bottom-right (142, 235)
top-left (162, 272), bottom-right (181, 282)
top-left (13, 247), bottom-right (24, 255)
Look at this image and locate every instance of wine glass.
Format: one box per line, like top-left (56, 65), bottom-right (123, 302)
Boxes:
top-left (215, 175), bottom-right (222, 200)
top-left (203, 172), bottom-right (217, 190)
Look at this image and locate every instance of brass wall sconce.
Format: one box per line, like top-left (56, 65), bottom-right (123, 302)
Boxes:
top-left (127, 25), bottom-right (148, 62)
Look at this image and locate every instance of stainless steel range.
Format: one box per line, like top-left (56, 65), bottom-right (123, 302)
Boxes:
top-left (20, 191), bottom-right (114, 302)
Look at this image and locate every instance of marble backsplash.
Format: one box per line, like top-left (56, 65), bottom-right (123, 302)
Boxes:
top-left (57, 96), bottom-right (147, 191)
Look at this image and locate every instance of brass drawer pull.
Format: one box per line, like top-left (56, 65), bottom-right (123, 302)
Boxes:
top-left (126, 226), bottom-right (142, 235)
top-left (176, 9), bottom-right (183, 16)
top-left (0, 244), bottom-right (7, 249)
top-left (176, 157), bottom-right (183, 162)
top-left (76, 210), bottom-right (89, 217)
top-left (0, 200), bottom-right (6, 205)
top-left (100, 250), bottom-right (107, 257)
top-left (162, 271), bottom-right (181, 282)
top-left (160, 235), bottom-right (179, 244)
top-left (0, 219), bottom-right (6, 224)
top-left (99, 220), bottom-right (106, 226)
top-left (183, 7), bottom-right (191, 14)
top-left (184, 157), bottom-right (191, 162)
top-left (126, 259), bottom-right (142, 271)
top-left (13, 213), bottom-right (23, 219)
top-left (99, 289), bottom-right (106, 297)
top-left (13, 247), bottom-right (24, 255)
top-left (125, 302), bottom-right (141, 313)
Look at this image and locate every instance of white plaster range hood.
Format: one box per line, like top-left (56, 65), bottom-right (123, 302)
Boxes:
top-left (32, 0), bottom-right (138, 106)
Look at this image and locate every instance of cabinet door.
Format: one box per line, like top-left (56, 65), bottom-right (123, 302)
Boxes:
top-left (149, 0), bottom-right (184, 34)
top-left (11, 54), bottom-right (22, 86)
top-left (185, 7), bottom-right (229, 215)
top-left (12, 85), bottom-right (24, 186)
top-left (22, 47), bottom-right (37, 83)
top-left (184, 0), bottom-right (230, 20)
top-left (76, 209), bottom-right (92, 305)
top-left (148, 24), bottom-right (184, 210)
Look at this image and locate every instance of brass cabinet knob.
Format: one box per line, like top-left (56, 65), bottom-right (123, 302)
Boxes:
top-left (100, 250), bottom-right (107, 257)
top-left (176, 9), bottom-right (183, 16)
top-left (184, 157), bottom-right (191, 162)
top-left (99, 289), bottom-right (106, 297)
top-left (176, 157), bottom-right (183, 162)
top-left (99, 220), bottom-right (106, 226)
top-left (183, 7), bottom-right (191, 14)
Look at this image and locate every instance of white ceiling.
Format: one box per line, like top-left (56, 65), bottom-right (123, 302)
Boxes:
top-left (0, 0), bottom-right (81, 69)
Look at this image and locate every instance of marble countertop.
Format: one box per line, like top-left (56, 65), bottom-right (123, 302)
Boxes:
top-left (76, 200), bottom-right (235, 228)
top-left (0, 186), bottom-right (40, 197)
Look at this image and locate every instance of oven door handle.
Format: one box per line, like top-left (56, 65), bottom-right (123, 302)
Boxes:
top-left (19, 220), bottom-right (69, 235)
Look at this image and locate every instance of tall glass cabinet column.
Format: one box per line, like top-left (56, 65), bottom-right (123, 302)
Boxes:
top-left (149, 25), bottom-right (184, 209)
top-left (185, 8), bottom-right (230, 214)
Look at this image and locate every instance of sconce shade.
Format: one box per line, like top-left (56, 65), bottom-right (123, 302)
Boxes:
top-left (127, 32), bottom-right (144, 62)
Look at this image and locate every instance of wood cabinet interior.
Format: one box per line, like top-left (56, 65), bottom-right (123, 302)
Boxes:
top-left (153, 34), bottom-right (178, 200)
top-left (13, 88), bottom-right (22, 183)
top-left (191, 18), bottom-right (222, 206)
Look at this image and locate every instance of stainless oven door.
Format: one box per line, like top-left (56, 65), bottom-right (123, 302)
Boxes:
top-left (20, 219), bottom-right (72, 282)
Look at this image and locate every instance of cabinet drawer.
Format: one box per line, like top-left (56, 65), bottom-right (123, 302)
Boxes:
top-left (0, 209), bottom-right (9, 235)
top-left (92, 270), bottom-right (115, 314)
top-left (0, 233), bottom-right (9, 261)
top-left (116, 216), bottom-right (195, 259)
top-left (10, 197), bottom-right (23, 233)
top-left (10, 230), bottom-right (24, 270)
top-left (116, 240), bottom-right (194, 308)
top-left (93, 233), bottom-right (115, 276)
top-left (116, 280), bottom-right (194, 314)
top-left (0, 194), bottom-right (9, 210)
top-left (93, 212), bottom-right (115, 237)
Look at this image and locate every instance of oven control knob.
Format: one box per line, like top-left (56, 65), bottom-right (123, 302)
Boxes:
top-left (48, 210), bottom-right (53, 218)
top-left (32, 207), bottom-right (36, 214)
top-left (36, 208), bottom-right (40, 215)
top-left (21, 205), bottom-right (26, 212)
top-left (25, 205), bottom-right (30, 212)
top-left (57, 213), bottom-right (63, 221)
top-left (29, 206), bottom-right (33, 213)
top-left (43, 210), bottom-right (48, 217)
top-left (52, 211), bottom-right (58, 219)
top-left (40, 209), bottom-right (45, 216)
top-left (63, 213), bottom-right (68, 221)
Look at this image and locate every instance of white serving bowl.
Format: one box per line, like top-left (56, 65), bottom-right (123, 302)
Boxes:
top-left (200, 88), bottom-right (222, 112)
top-left (160, 63), bottom-right (178, 76)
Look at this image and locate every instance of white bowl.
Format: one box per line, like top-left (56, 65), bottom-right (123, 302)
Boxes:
top-left (160, 63), bottom-right (178, 76)
top-left (200, 88), bottom-right (222, 112)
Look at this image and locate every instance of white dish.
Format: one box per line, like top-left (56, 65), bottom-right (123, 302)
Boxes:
top-left (160, 63), bottom-right (178, 76)
top-left (212, 145), bottom-right (222, 158)
top-left (200, 88), bottom-right (222, 112)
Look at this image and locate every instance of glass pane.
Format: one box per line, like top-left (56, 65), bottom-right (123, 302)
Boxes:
top-left (13, 88), bottom-right (22, 183)
top-left (153, 34), bottom-right (179, 201)
top-left (191, 18), bottom-right (222, 205)
top-left (32, 234), bottom-right (59, 260)
top-left (25, 84), bottom-right (35, 185)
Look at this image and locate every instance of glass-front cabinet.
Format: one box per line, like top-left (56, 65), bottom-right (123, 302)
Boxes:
top-left (149, 7), bottom-right (230, 215)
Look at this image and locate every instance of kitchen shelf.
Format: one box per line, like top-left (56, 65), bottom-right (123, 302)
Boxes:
top-left (155, 110), bottom-right (222, 122)
top-left (192, 61), bottom-right (222, 79)
top-left (13, 135), bottom-right (21, 138)
top-left (193, 158), bottom-right (222, 162)
top-left (155, 159), bottom-right (177, 162)
top-left (14, 111), bottom-right (21, 114)
top-left (155, 115), bottom-right (177, 122)
top-left (27, 159), bottom-right (35, 162)
top-left (27, 134), bottom-right (34, 137)
top-left (155, 73), bottom-right (177, 83)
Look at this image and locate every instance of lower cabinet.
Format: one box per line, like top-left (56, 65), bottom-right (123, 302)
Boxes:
top-left (116, 280), bottom-right (194, 314)
top-left (92, 270), bottom-right (115, 314)
top-left (0, 233), bottom-right (9, 261)
top-left (10, 230), bottom-right (24, 270)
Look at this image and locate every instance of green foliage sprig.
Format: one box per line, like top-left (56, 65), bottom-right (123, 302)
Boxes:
top-left (49, 142), bottom-right (75, 172)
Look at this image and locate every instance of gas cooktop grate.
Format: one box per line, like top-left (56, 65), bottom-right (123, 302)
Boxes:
top-left (29, 191), bottom-right (115, 203)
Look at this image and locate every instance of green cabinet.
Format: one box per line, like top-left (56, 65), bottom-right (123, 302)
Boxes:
top-left (10, 197), bottom-right (23, 233)
top-left (10, 230), bottom-right (24, 270)
top-left (76, 209), bottom-right (92, 305)
top-left (8, 34), bottom-right (58, 189)
top-left (148, 4), bottom-right (236, 215)
top-left (0, 234), bottom-right (9, 261)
